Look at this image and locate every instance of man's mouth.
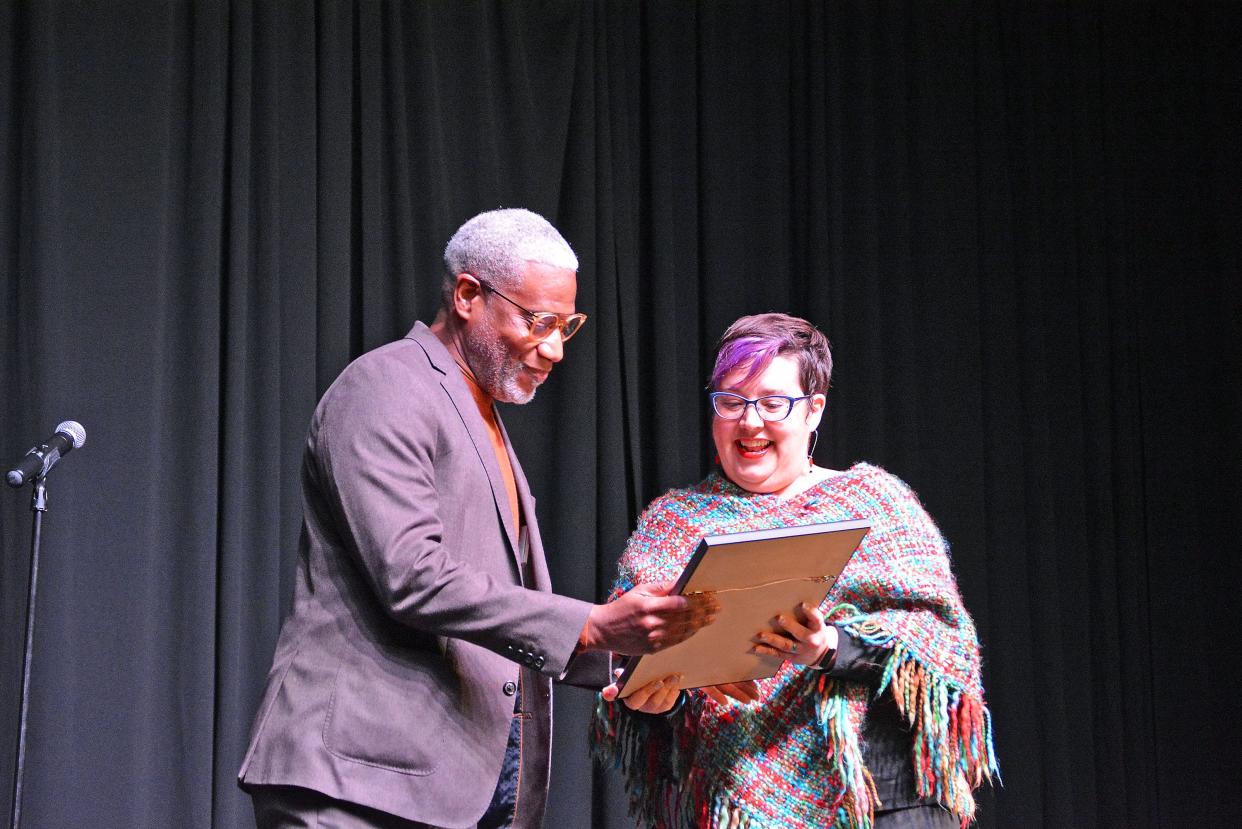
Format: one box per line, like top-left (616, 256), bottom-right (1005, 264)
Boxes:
top-left (736, 439), bottom-right (773, 458)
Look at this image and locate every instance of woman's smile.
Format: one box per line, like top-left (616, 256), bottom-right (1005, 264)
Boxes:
top-left (736, 438), bottom-right (773, 458)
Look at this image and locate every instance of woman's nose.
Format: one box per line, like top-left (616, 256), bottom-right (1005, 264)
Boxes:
top-left (739, 403), bottom-right (765, 428)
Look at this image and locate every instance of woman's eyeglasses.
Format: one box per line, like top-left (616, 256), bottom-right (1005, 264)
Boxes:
top-left (708, 392), bottom-right (814, 422)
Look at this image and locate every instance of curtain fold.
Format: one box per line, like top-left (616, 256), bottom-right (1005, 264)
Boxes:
top-left (1, 2), bottom-right (1239, 827)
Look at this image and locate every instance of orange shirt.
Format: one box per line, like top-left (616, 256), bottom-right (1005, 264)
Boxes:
top-left (460, 370), bottom-right (521, 530)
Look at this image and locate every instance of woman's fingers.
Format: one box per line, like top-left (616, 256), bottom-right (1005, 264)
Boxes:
top-left (773, 612), bottom-right (811, 642)
top-left (753, 604), bottom-right (832, 665)
top-left (621, 677), bottom-right (662, 710)
top-left (753, 630), bottom-right (799, 654)
top-left (798, 602), bottom-right (826, 632)
top-left (623, 674), bottom-right (682, 713)
top-left (650, 678), bottom-right (682, 713)
top-left (717, 681), bottom-right (760, 703)
top-left (639, 675), bottom-right (682, 713)
top-left (600, 667), bottom-right (626, 701)
top-left (700, 680), bottom-right (761, 707)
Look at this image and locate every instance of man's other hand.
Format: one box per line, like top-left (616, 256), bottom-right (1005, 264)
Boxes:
top-left (579, 581), bottom-right (718, 655)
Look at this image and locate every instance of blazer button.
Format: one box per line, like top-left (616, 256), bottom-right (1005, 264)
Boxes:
top-left (502, 681), bottom-right (518, 696)
top-left (534, 655), bottom-right (545, 669)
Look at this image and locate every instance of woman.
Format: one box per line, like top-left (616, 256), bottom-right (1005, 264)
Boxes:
top-left (593, 313), bottom-right (998, 829)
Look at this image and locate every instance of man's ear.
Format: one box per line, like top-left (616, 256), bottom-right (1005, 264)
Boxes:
top-left (451, 273), bottom-right (484, 322)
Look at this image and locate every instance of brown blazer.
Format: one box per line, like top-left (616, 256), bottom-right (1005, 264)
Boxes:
top-left (238, 322), bottom-right (593, 827)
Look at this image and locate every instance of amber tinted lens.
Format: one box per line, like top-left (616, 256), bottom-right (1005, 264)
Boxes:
top-left (528, 314), bottom-right (560, 339)
top-left (527, 312), bottom-right (587, 341)
top-left (560, 314), bottom-right (586, 341)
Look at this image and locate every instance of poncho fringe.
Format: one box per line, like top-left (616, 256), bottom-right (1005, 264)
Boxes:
top-left (592, 629), bottom-right (998, 829)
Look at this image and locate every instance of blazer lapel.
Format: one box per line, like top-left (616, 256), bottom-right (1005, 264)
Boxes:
top-left (407, 323), bottom-right (522, 559)
top-left (498, 416), bottom-right (550, 592)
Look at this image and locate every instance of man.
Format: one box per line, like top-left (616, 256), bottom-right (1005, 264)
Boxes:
top-left (239, 209), bottom-right (711, 828)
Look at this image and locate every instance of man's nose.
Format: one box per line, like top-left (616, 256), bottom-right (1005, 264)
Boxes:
top-left (537, 329), bottom-right (565, 363)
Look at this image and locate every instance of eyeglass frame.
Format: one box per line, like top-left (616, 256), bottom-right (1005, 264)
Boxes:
top-left (473, 277), bottom-right (588, 342)
top-left (708, 391), bottom-right (819, 422)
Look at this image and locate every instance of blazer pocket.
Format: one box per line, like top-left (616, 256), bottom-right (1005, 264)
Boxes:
top-left (321, 652), bottom-right (449, 775)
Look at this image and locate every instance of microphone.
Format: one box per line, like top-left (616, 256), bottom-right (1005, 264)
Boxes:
top-left (6, 421), bottom-right (87, 488)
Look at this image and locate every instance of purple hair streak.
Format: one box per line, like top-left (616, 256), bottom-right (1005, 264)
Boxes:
top-left (708, 313), bottom-right (834, 395)
top-left (710, 336), bottom-right (786, 390)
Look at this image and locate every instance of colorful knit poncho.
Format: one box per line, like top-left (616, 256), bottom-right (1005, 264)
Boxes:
top-left (591, 463), bottom-right (998, 829)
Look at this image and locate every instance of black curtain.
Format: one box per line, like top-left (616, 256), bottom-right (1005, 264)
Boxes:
top-left (2, 2), bottom-right (1239, 827)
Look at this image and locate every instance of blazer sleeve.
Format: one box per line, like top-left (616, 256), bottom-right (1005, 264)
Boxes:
top-left (313, 355), bottom-right (591, 678)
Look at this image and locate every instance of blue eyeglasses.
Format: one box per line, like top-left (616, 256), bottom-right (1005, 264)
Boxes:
top-left (708, 392), bottom-right (815, 422)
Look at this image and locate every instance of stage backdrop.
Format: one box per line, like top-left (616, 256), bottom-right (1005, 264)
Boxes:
top-left (2, 2), bottom-right (1240, 827)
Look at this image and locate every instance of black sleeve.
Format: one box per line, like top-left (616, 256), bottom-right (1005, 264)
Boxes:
top-left (558, 650), bottom-right (613, 690)
top-left (815, 623), bottom-right (892, 685)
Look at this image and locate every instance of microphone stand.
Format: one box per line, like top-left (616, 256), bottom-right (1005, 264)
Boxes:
top-left (9, 478), bottom-right (46, 829)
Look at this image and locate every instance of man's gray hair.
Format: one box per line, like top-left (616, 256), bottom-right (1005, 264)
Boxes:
top-left (442, 208), bottom-right (578, 305)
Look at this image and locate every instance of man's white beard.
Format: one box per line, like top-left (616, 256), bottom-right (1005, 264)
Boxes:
top-left (461, 319), bottom-right (536, 405)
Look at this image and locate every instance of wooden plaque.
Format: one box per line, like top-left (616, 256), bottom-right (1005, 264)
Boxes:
top-left (615, 518), bottom-right (870, 699)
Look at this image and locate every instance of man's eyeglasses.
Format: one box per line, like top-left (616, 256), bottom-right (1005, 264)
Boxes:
top-left (479, 281), bottom-right (588, 342)
top-left (708, 392), bottom-right (815, 422)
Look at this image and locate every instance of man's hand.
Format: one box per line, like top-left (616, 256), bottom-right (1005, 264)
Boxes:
top-left (579, 581), bottom-right (718, 655)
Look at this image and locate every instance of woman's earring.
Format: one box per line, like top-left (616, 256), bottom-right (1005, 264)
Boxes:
top-left (807, 430), bottom-right (819, 470)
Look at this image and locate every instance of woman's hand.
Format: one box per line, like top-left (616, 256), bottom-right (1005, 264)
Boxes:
top-left (751, 602), bottom-right (838, 667)
top-left (602, 671), bottom-right (684, 714)
top-left (602, 673), bottom-right (761, 712)
top-left (699, 680), bottom-right (761, 707)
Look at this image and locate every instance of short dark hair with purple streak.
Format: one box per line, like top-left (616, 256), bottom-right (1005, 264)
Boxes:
top-left (709, 313), bottom-right (833, 395)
